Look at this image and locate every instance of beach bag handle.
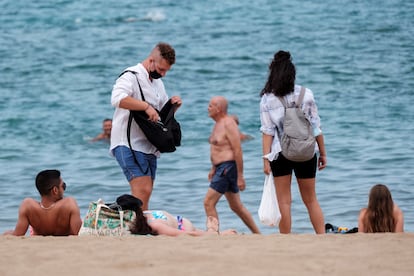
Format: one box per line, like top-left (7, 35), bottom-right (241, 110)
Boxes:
top-left (94, 203), bottom-right (125, 233)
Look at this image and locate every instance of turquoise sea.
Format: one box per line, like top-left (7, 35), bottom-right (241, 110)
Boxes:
top-left (0, 0), bottom-right (413, 234)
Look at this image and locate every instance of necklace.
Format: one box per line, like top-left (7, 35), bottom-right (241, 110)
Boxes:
top-left (40, 202), bottom-right (56, 210)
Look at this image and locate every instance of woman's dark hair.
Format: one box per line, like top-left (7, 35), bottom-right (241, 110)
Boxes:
top-left (115, 194), bottom-right (158, 235)
top-left (363, 184), bottom-right (396, 233)
top-left (129, 208), bottom-right (158, 235)
top-left (260, 50), bottom-right (296, 97)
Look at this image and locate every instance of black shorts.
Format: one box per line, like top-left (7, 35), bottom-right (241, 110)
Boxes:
top-left (270, 153), bottom-right (317, 179)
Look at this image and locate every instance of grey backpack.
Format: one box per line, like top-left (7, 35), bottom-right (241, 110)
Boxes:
top-left (279, 86), bottom-right (316, 162)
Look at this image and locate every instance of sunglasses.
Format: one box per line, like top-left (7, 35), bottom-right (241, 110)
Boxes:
top-left (49, 182), bottom-right (66, 191)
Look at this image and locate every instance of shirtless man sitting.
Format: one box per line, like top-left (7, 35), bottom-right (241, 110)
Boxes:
top-left (3, 169), bottom-right (82, 236)
top-left (204, 96), bottom-right (260, 234)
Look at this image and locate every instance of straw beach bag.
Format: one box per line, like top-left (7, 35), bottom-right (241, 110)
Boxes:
top-left (78, 199), bottom-right (135, 236)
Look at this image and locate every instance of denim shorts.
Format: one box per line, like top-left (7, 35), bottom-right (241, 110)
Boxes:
top-left (210, 161), bottom-right (239, 194)
top-left (113, 146), bottom-right (157, 181)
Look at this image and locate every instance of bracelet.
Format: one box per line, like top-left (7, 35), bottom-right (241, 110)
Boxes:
top-left (144, 103), bottom-right (150, 111)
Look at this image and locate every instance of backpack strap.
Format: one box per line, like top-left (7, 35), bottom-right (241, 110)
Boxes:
top-left (120, 70), bottom-right (150, 174)
top-left (278, 96), bottom-right (288, 109)
top-left (119, 70), bottom-right (146, 101)
top-left (278, 86), bottom-right (306, 108)
top-left (296, 86), bottom-right (306, 107)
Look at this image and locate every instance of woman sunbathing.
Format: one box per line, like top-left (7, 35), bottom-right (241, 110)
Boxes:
top-left (116, 194), bottom-right (236, 236)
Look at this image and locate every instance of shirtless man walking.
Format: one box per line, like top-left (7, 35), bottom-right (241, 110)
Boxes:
top-left (204, 96), bottom-right (260, 234)
top-left (3, 170), bottom-right (82, 236)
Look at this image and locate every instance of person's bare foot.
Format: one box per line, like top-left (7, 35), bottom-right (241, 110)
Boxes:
top-left (206, 216), bottom-right (219, 233)
top-left (219, 229), bottom-right (238, 235)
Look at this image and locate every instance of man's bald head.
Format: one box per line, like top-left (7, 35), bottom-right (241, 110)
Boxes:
top-left (211, 96), bottom-right (228, 113)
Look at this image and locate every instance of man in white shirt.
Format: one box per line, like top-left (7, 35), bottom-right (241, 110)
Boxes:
top-left (110, 42), bottom-right (182, 210)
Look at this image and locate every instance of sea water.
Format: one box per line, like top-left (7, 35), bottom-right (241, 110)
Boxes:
top-left (0, 0), bottom-right (413, 234)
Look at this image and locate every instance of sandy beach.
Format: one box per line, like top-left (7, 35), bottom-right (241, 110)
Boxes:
top-left (1, 233), bottom-right (413, 276)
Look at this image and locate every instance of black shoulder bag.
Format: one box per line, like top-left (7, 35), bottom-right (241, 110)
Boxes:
top-left (121, 70), bottom-right (181, 154)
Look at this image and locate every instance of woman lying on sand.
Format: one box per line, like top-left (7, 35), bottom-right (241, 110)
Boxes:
top-left (117, 194), bottom-right (236, 236)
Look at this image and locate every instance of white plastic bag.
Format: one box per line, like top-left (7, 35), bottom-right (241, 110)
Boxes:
top-left (258, 173), bottom-right (281, 227)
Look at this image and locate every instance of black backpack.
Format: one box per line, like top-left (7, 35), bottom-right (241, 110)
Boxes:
top-left (119, 70), bottom-right (181, 154)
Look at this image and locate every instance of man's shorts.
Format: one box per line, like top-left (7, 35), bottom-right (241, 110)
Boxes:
top-left (270, 153), bottom-right (317, 179)
top-left (113, 146), bottom-right (157, 181)
top-left (210, 161), bottom-right (239, 194)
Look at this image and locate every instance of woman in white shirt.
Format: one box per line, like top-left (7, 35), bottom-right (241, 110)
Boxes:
top-left (260, 50), bottom-right (327, 234)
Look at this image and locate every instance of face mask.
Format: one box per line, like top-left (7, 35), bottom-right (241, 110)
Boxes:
top-left (149, 61), bottom-right (162, 79)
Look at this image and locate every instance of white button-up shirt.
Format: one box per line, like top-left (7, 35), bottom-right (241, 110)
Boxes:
top-left (110, 63), bottom-right (169, 156)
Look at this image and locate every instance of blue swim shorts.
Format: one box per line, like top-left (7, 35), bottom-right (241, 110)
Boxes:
top-left (209, 161), bottom-right (239, 194)
top-left (113, 146), bottom-right (157, 181)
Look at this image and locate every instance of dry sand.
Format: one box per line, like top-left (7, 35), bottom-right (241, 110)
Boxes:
top-left (1, 233), bottom-right (413, 276)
